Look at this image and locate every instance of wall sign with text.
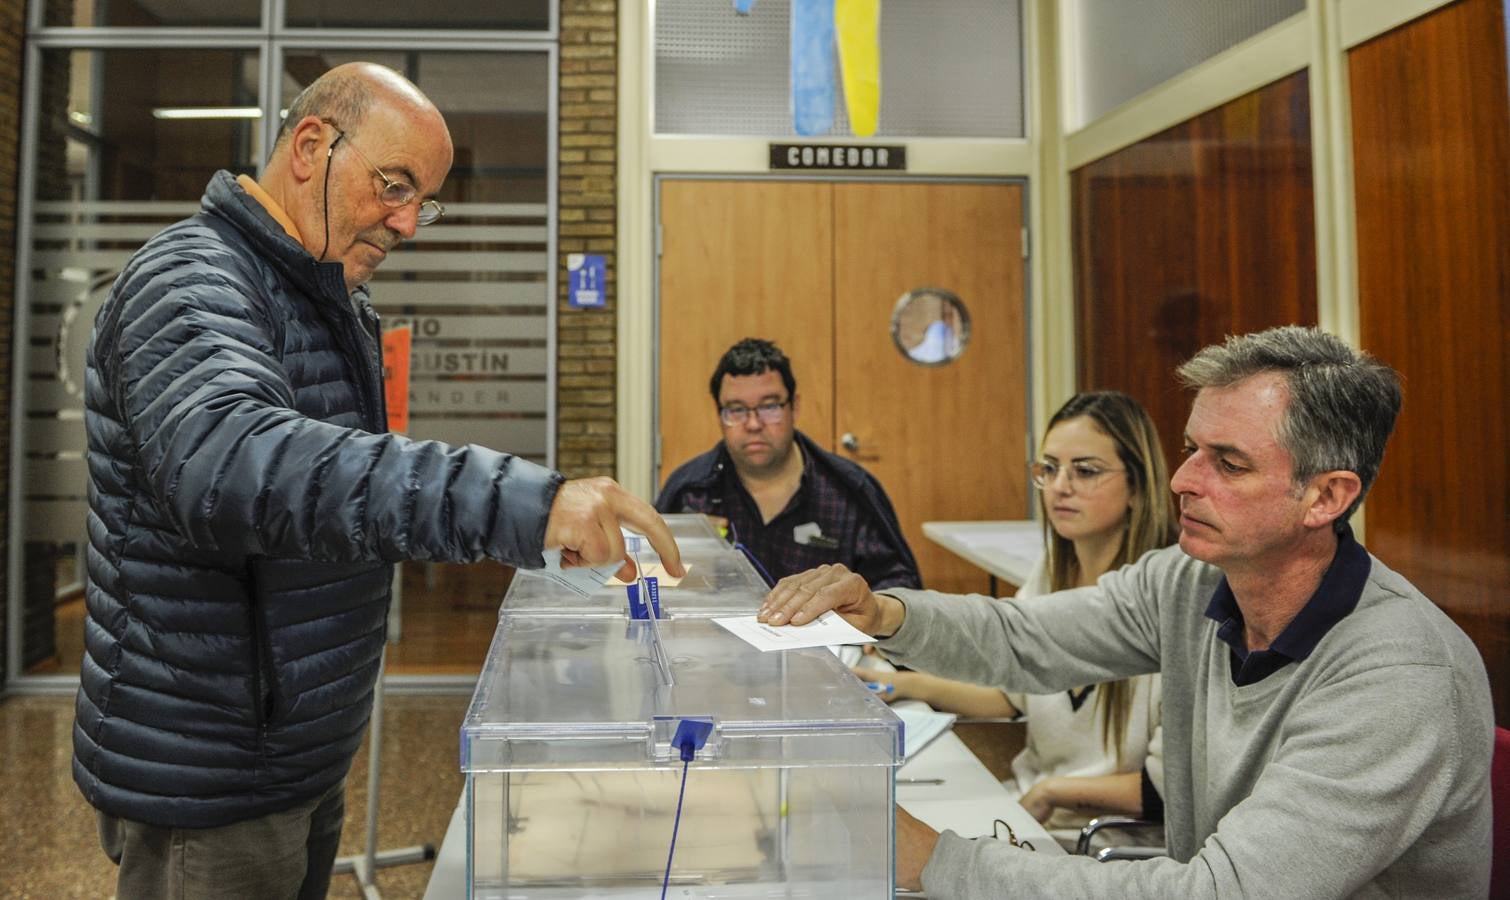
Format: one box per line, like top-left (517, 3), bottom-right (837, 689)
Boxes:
top-left (770, 143), bottom-right (906, 171)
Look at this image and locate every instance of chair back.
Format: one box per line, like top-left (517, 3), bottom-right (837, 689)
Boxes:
top-left (1492, 726), bottom-right (1510, 899)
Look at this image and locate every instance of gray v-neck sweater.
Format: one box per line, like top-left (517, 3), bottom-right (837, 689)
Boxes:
top-left (881, 545), bottom-right (1492, 898)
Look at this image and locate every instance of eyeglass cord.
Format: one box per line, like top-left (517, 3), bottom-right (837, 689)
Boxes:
top-left (318, 132), bottom-right (342, 263)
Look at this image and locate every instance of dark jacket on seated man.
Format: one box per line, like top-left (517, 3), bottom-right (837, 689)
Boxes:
top-left (657, 429), bottom-right (921, 590)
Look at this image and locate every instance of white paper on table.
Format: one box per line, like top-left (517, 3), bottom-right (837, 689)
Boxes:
top-left (535, 549), bottom-right (622, 598)
top-left (895, 706), bottom-right (957, 758)
top-left (713, 611), bottom-right (876, 651)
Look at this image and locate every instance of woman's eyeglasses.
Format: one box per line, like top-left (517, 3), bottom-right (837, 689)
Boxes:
top-left (1029, 459), bottom-right (1124, 492)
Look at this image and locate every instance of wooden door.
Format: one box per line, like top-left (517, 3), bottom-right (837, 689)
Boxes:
top-left (833, 183), bottom-right (1028, 595)
top-left (658, 180), bottom-right (835, 483)
top-left (657, 179), bottom-right (1028, 595)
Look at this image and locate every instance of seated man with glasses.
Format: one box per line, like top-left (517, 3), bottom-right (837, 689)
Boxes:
top-left (657, 337), bottom-right (921, 589)
top-left (76, 61), bottom-right (683, 900)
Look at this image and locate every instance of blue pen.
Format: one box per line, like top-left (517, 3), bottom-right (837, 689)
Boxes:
top-left (864, 681), bottom-right (894, 695)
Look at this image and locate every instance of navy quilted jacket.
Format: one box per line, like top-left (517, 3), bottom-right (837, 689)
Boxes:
top-left (74, 171), bottom-right (562, 828)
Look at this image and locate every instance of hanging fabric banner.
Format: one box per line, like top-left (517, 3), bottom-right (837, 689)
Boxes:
top-left (791, 0), bottom-right (836, 136)
top-left (834, 0), bottom-right (880, 136)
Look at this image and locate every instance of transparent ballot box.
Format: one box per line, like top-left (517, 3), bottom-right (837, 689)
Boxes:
top-left (461, 516), bottom-right (902, 898)
top-left (502, 514), bottom-right (770, 617)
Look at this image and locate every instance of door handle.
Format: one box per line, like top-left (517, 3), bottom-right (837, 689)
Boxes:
top-left (841, 432), bottom-right (861, 452)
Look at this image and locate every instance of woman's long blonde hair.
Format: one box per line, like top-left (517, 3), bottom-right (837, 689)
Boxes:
top-left (1039, 391), bottom-right (1176, 765)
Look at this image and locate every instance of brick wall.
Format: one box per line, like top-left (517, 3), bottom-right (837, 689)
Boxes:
top-left (556, 0), bottom-right (619, 478)
top-left (0, 0), bottom-right (23, 691)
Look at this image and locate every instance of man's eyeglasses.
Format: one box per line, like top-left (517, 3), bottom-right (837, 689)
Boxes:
top-left (1030, 460), bottom-right (1124, 491)
top-left (719, 399), bottom-right (791, 427)
top-left (991, 818), bottom-right (1036, 851)
top-left (324, 120), bottom-right (445, 226)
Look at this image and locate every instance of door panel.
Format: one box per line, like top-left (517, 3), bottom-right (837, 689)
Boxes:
top-left (833, 183), bottom-right (1028, 595)
top-left (657, 179), bottom-right (1028, 596)
top-left (658, 180), bottom-right (835, 486)
top-left (1070, 72), bottom-right (1316, 482)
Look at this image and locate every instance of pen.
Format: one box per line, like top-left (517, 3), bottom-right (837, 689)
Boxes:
top-left (897, 778), bottom-right (944, 786)
top-left (863, 681), bottom-right (894, 695)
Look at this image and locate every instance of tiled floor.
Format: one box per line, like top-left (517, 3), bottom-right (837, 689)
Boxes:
top-left (0, 691), bottom-right (472, 899)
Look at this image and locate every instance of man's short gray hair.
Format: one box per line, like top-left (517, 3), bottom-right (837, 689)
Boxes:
top-left (1176, 325), bottom-right (1401, 530)
top-left (272, 70), bottom-right (377, 151)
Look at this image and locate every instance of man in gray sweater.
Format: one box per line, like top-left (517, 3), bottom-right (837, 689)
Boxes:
top-left (760, 326), bottom-right (1493, 898)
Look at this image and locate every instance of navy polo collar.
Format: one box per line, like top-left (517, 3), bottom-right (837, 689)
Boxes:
top-left (1203, 524), bottom-right (1371, 685)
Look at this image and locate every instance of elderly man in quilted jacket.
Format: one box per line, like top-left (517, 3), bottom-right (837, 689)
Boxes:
top-left (75, 62), bottom-right (683, 900)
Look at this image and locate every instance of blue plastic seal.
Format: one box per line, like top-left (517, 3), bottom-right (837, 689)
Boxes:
top-left (627, 575), bottom-right (662, 619)
top-left (672, 717), bottom-right (715, 762)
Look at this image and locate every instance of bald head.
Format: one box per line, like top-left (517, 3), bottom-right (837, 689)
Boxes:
top-left (260, 61), bottom-right (453, 291)
top-left (274, 62), bottom-right (445, 156)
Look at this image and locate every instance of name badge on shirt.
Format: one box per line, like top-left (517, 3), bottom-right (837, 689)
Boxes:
top-left (793, 522), bottom-right (839, 549)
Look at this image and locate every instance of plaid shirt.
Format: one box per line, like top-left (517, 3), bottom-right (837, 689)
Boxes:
top-left (659, 437), bottom-right (921, 590)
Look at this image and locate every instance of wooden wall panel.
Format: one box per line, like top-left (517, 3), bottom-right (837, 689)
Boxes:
top-left (1071, 72), bottom-right (1317, 477)
top-left (1350, 0), bottom-right (1510, 724)
top-left (657, 180), bottom-right (836, 487)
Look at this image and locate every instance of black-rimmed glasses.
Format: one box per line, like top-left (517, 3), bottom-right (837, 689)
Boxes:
top-left (992, 818), bottom-right (1036, 851)
top-left (324, 120), bottom-right (445, 226)
top-left (719, 399), bottom-right (791, 427)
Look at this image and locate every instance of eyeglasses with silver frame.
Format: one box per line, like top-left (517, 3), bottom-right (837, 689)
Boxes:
top-left (323, 119), bottom-right (445, 226)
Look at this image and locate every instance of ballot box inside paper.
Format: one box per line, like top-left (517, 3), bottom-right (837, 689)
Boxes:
top-left (462, 514), bottom-right (903, 898)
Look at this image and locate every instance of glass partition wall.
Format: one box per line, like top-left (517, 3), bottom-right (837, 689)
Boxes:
top-left (12, 0), bottom-right (557, 685)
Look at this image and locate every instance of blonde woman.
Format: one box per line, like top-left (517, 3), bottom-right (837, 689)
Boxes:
top-left (861, 391), bottom-right (1177, 843)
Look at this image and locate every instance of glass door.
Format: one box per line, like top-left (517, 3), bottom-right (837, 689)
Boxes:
top-left (13, 11), bottom-right (557, 684)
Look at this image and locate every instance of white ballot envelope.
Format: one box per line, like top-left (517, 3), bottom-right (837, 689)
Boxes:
top-left (713, 611), bottom-right (876, 652)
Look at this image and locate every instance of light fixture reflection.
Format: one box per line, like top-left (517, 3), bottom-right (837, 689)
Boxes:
top-left (151, 106), bottom-right (263, 120)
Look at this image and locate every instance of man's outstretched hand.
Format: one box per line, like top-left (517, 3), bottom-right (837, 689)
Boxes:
top-left (544, 477), bottom-right (685, 582)
top-left (756, 563), bottom-right (899, 634)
